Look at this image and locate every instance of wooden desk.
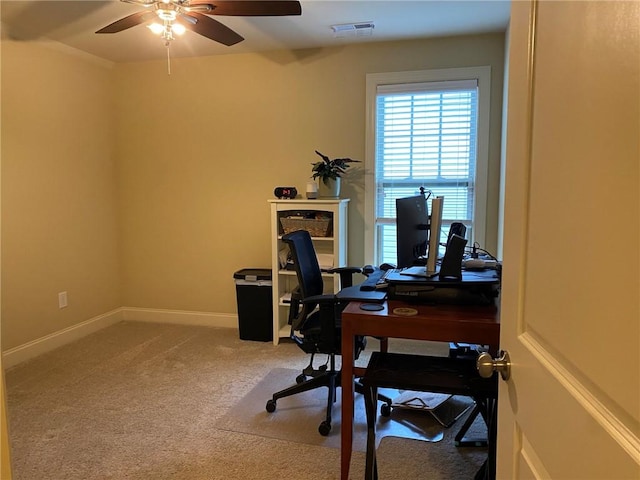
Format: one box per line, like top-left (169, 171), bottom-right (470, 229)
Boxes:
top-left (340, 300), bottom-right (500, 480)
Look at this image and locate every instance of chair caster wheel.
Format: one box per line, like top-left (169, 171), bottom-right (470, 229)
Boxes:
top-left (266, 399), bottom-right (276, 413)
top-left (296, 374), bottom-right (306, 384)
top-left (380, 403), bottom-right (392, 417)
top-left (318, 421), bottom-right (332, 436)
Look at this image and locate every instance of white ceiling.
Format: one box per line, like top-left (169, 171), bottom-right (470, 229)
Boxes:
top-left (1, 1), bottom-right (511, 63)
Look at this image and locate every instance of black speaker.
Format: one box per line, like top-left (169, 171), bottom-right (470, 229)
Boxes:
top-left (439, 234), bottom-right (467, 281)
top-left (447, 222), bottom-right (467, 246)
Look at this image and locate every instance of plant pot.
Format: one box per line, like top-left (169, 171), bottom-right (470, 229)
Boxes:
top-left (318, 177), bottom-right (341, 198)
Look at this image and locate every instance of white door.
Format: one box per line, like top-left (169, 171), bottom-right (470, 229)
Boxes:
top-left (498, 1), bottom-right (639, 478)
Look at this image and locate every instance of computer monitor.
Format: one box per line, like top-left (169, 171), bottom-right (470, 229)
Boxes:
top-left (395, 195), bottom-right (429, 268)
top-left (426, 196), bottom-right (444, 276)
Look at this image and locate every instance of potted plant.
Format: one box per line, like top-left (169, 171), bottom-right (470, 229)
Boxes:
top-left (311, 150), bottom-right (360, 198)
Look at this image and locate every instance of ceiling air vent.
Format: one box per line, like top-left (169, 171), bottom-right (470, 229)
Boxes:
top-left (331, 22), bottom-right (375, 38)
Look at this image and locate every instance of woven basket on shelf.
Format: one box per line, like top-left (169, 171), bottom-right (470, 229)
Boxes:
top-left (280, 217), bottom-right (332, 237)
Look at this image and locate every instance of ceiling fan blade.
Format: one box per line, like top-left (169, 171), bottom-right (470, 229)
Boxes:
top-left (191, 1), bottom-right (301, 16)
top-left (183, 12), bottom-right (244, 46)
top-left (96, 11), bottom-right (156, 34)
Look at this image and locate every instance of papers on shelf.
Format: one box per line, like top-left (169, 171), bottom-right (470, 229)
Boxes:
top-left (278, 250), bottom-right (334, 270)
top-left (280, 292), bottom-right (292, 304)
top-left (278, 247), bottom-right (289, 269)
top-left (316, 253), bottom-right (334, 269)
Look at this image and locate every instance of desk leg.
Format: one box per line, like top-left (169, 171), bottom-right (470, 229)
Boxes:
top-left (341, 323), bottom-right (355, 480)
top-left (487, 398), bottom-right (497, 480)
top-left (474, 397), bottom-right (497, 480)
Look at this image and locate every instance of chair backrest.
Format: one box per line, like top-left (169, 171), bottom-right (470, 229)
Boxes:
top-left (282, 230), bottom-right (324, 300)
top-left (283, 229), bottom-right (364, 357)
top-left (282, 230), bottom-right (326, 331)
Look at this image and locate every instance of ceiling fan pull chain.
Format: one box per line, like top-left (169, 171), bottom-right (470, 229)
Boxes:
top-left (166, 42), bottom-right (171, 75)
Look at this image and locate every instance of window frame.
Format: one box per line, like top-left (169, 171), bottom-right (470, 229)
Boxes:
top-left (364, 66), bottom-right (492, 265)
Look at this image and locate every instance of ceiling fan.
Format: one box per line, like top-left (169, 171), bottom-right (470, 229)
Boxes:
top-left (96, 0), bottom-right (302, 47)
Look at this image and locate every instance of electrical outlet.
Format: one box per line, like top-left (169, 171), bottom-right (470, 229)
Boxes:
top-left (58, 291), bottom-right (68, 309)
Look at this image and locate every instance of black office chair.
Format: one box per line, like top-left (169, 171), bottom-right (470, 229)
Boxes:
top-left (265, 229), bottom-right (390, 436)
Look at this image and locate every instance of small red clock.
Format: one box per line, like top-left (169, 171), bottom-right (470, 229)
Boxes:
top-left (274, 187), bottom-right (298, 199)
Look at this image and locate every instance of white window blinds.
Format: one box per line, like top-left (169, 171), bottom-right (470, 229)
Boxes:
top-left (374, 79), bottom-right (479, 265)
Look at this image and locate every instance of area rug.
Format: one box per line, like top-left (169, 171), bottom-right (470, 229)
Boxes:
top-left (217, 367), bottom-right (475, 452)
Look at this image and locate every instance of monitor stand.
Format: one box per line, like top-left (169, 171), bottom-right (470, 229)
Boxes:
top-left (401, 265), bottom-right (438, 278)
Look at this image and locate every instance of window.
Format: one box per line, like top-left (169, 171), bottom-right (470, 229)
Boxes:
top-left (365, 67), bottom-right (491, 266)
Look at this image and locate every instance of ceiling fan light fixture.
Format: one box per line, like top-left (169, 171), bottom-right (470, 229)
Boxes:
top-left (157, 9), bottom-right (177, 22)
top-left (96, 0), bottom-right (303, 67)
top-left (148, 22), bottom-right (165, 35)
top-left (171, 23), bottom-right (186, 35)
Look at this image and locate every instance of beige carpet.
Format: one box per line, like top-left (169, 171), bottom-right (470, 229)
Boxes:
top-left (5, 321), bottom-right (488, 479)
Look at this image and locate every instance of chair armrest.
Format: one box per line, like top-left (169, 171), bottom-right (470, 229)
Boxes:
top-left (321, 266), bottom-right (362, 288)
top-left (302, 294), bottom-right (337, 305)
top-left (325, 266), bottom-right (362, 275)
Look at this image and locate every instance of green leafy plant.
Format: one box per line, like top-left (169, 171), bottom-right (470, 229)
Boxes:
top-left (311, 150), bottom-right (361, 185)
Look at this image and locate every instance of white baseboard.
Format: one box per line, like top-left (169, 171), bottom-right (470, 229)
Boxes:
top-left (2, 308), bottom-right (124, 369)
top-left (2, 308), bottom-right (239, 369)
top-left (122, 307), bottom-right (238, 329)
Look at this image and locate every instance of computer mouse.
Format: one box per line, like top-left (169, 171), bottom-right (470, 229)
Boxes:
top-left (379, 263), bottom-right (397, 271)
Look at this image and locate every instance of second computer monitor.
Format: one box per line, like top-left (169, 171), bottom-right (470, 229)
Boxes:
top-left (426, 196), bottom-right (444, 276)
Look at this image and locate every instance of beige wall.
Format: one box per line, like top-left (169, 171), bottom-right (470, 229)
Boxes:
top-left (1, 33), bottom-right (505, 350)
top-left (115, 33), bottom-right (505, 314)
top-left (1, 42), bottom-right (120, 350)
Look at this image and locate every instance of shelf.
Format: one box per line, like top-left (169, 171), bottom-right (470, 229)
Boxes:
top-left (278, 269), bottom-right (334, 278)
top-left (278, 235), bottom-right (334, 240)
top-left (279, 293), bottom-right (294, 307)
top-left (278, 324), bottom-right (291, 339)
top-left (278, 270), bottom-right (296, 276)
